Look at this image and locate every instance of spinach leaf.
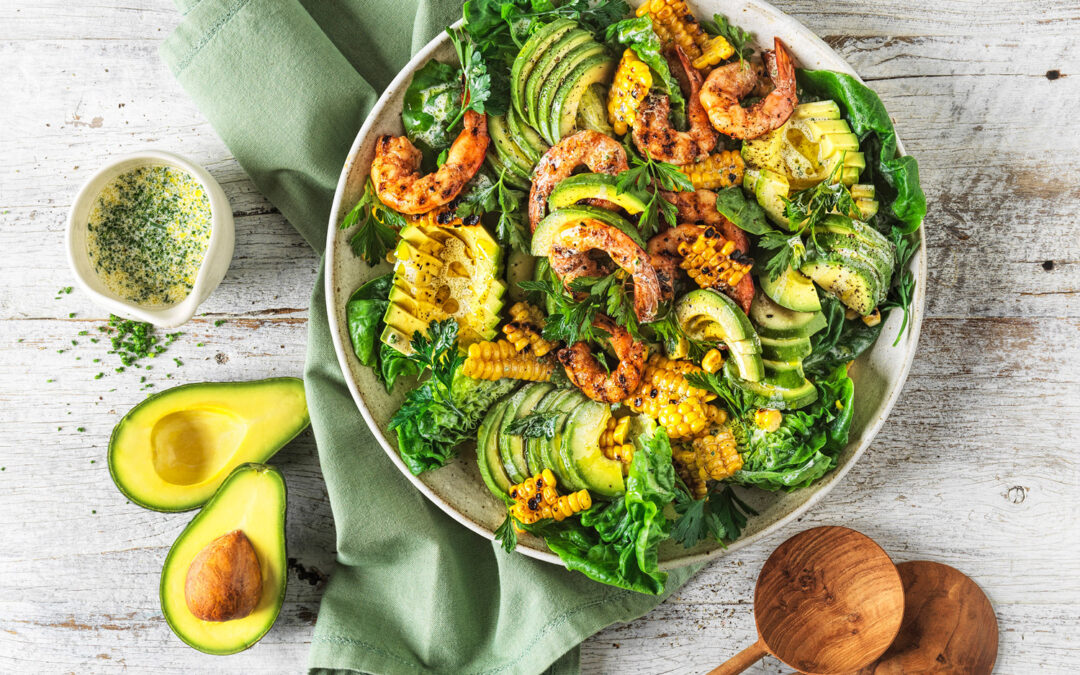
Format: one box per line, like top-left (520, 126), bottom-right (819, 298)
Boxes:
top-left (345, 273), bottom-right (394, 368)
top-left (533, 422), bottom-right (676, 594)
top-left (802, 293), bottom-right (883, 378)
top-left (402, 59), bottom-right (463, 161)
top-left (379, 342), bottom-right (421, 393)
top-left (606, 16), bottom-right (687, 131)
top-left (714, 186), bottom-right (773, 235)
top-left (796, 70), bottom-right (926, 234)
top-left (732, 365), bottom-right (855, 491)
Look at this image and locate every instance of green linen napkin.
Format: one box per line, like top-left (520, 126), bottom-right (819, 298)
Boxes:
top-left (161, 1), bottom-right (697, 672)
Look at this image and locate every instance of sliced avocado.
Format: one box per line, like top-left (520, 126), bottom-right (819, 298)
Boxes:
top-left (499, 382), bottom-right (556, 483)
top-left (552, 53), bottom-right (617, 142)
top-left (759, 335), bottom-right (813, 362)
top-left (818, 214), bottom-right (893, 252)
top-left (814, 232), bottom-right (893, 294)
top-left (382, 223), bottom-right (505, 354)
top-left (477, 398), bottom-right (514, 502)
top-left (725, 361), bottom-right (819, 411)
top-left (758, 264), bottom-right (821, 313)
top-left (485, 153), bottom-right (530, 189)
top-left (523, 29), bottom-right (593, 130)
top-left (544, 390), bottom-right (589, 491)
top-left (506, 107), bottom-right (549, 163)
top-left (562, 401), bottom-right (625, 498)
top-left (547, 173), bottom-right (648, 215)
top-left (793, 100), bottom-right (842, 121)
top-left (531, 205), bottom-right (644, 257)
top-left (525, 388), bottom-right (572, 477)
top-left (850, 184), bottom-right (879, 220)
top-left (800, 254), bottom-right (883, 316)
top-left (108, 379), bottom-right (308, 512)
top-left (743, 168), bottom-right (789, 226)
top-left (576, 83), bottom-right (614, 136)
top-left (160, 463), bottom-right (286, 654)
top-left (512, 19), bottom-right (577, 120)
top-left (536, 43), bottom-right (607, 143)
top-left (488, 114), bottom-right (534, 175)
top-left (749, 292), bottom-right (827, 339)
top-left (762, 358), bottom-right (807, 389)
top-left (676, 289), bottom-right (765, 382)
top-left (740, 125), bottom-right (786, 174)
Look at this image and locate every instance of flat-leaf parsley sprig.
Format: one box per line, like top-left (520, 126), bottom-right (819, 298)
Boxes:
top-left (616, 141), bottom-right (694, 238)
top-left (339, 178), bottom-right (405, 265)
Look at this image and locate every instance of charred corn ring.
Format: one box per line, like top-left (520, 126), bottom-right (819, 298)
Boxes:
top-left (679, 231), bottom-right (753, 291)
top-left (635, 0), bottom-right (709, 62)
top-left (608, 49), bottom-right (653, 136)
top-left (754, 408), bottom-right (783, 433)
top-left (691, 427), bottom-right (743, 480)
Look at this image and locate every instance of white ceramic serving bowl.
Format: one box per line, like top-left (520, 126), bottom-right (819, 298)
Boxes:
top-left (325, 0), bottom-right (927, 568)
top-left (66, 150), bottom-right (235, 328)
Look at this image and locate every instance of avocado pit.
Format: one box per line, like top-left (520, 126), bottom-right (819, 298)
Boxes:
top-left (185, 529), bottom-right (262, 622)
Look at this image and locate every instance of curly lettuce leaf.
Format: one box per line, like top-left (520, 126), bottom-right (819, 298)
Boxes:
top-left (732, 365), bottom-right (855, 490)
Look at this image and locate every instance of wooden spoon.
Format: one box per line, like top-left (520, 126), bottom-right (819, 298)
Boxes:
top-left (850, 560), bottom-right (998, 674)
top-left (709, 526), bottom-right (905, 675)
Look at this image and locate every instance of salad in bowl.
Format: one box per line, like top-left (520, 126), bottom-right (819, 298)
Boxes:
top-left (336, 0), bottom-right (925, 593)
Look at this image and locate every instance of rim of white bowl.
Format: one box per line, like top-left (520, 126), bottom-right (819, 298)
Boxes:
top-left (66, 149), bottom-right (235, 328)
top-left (325, 2), bottom-right (927, 569)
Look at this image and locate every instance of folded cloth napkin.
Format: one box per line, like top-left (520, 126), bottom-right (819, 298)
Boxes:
top-left (161, 1), bottom-right (696, 672)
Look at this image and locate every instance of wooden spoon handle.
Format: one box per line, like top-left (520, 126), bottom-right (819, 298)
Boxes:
top-left (708, 638), bottom-right (768, 675)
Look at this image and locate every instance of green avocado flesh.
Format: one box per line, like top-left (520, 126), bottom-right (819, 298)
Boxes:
top-left (499, 382), bottom-right (556, 484)
top-left (676, 289), bottom-right (765, 382)
top-left (531, 205), bottom-right (643, 257)
top-left (478, 399), bottom-right (514, 502)
top-left (108, 378), bottom-right (309, 512)
top-left (547, 174), bottom-right (648, 215)
top-left (758, 264), bottom-right (821, 313)
top-left (160, 463), bottom-right (287, 655)
top-left (749, 293), bottom-right (827, 340)
top-left (512, 19), bottom-right (576, 121)
top-left (563, 402), bottom-right (625, 497)
top-left (525, 30), bottom-right (593, 130)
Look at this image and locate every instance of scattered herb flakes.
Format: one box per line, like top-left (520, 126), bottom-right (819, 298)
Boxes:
top-left (46, 378), bottom-right (54, 383)
top-left (173, 357), bottom-right (183, 367)
top-left (68, 312), bottom-right (76, 318)
top-left (77, 427), bottom-right (86, 432)
top-left (214, 319), bottom-right (227, 327)
top-left (90, 460), bottom-right (95, 464)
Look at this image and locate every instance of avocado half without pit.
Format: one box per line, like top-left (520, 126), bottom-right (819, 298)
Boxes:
top-left (161, 463), bottom-right (287, 655)
top-left (108, 378), bottom-right (309, 511)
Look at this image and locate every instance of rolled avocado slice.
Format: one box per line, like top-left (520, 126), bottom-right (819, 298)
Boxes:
top-left (531, 205), bottom-right (644, 257)
top-left (108, 378), bottom-right (309, 512)
top-left (561, 401), bottom-right (625, 498)
top-left (676, 289), bottom-right (765, 382)
top-left (525, 388), bottom-right (574, 477)
top-left (758, 264), bottom-right (821, 313)
top-left (545, 390), bottom-right (589, 491)
top-left (724, 361), bottom-right (818, 411)
top-left (552, 53), bottom-right (617, 142)
top-left (523, 29), bottom-right (593, 130)
top-left (477, 398), bottom-right (514, 502)
top-left (160, 463), bottom-right (286, 655)
top-left (547, 173), bottom-right (648, 215)
top-left (512, 19), bottom-right (577, 120)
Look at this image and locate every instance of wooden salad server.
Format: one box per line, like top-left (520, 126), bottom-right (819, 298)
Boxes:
top-left (709, 526), bottom-right (905, 675)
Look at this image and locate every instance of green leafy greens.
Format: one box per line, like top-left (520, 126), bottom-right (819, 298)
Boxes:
top-left (670, 483), bottom-right (756, 548)
top-left (517, 270), bottom-right (640, 344)
top-left (616, 140), bottom-right (694, 238)
top-left (506, 411), bottom-right (562, 439)
top-left (401, 59), bottom-right (463, 162)
top-left (701, 13), bottom-right (754, 63)
top-left (339, 179), bottom-right (404, 266)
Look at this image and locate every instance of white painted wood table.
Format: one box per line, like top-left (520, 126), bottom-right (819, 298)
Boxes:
top-left (2, 1), bottom-right (1078, 672)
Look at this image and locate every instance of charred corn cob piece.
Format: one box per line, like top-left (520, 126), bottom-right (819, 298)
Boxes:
top-left (862, 307), bottom-right (881, 327)
top-left (600, 416), bottom-right (634, 465)
top-left (754, 408), bottom-right (783, 433)
top-left (678, 231), bottom-right (754, 291)
top-left (692, 427), bottom-right (743, 480)
top-left (658, 398), bottom-right (709, 439)
top-left (673, 446), bottom-right (708, 499)
top-left (692, 35), bottom-right (735, 69)
top-left (509, 470), bottom-right (592, 524)
top-left (705, 403), bottom-right (728, 426)
top-left (608, 49), bottom-right (653, 136)
top-left (701, 348), bottom-right (724, 374)
top-left (463, 340), bottom-right (553, 382)
top-left (502, 302), bottom-right (557, 356)
top-left (635, 0), bottom-right (709, 62)
top-left (679, 150), bottom-right (745, 190)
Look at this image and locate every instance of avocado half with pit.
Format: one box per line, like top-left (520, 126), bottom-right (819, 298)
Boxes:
top-left (161, 463), bottom-right (287, 655)
top-left (108, 378), bottom-right (309, 512)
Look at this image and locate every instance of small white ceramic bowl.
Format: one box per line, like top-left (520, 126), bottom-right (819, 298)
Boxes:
top-left (66, 150), bottom-right (235, 328)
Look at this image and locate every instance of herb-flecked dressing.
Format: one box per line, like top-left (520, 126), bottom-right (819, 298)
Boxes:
top-left (86, 165), bottom-right (212, 308)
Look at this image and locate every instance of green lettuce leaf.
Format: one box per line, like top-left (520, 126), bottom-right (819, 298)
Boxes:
top-left (732, 365), bottom-right (855, 490)
top-left (796, 70), bottom-right (926, 234)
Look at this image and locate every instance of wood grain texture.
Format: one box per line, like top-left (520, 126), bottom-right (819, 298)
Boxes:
top-left (855, 560), bottom-right (998, 675)
top-left (2, 0), bottom-right (1079, 673)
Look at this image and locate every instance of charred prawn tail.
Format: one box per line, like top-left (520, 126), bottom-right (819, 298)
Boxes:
top-left (557, 315), bottom-right (647, 404)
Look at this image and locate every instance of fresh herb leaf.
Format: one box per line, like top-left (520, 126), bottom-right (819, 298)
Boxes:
top-left (339, 179), bottom-right (403, 266)
top-left (686, 369), bottom-right (762, 419)
top-left (506, 411), bottom-right (562, 439)
top-left (758, 228), bottom-right (807, 281)
top-left (446, 28), bottom-right (507, 128)
top-left (617, 141), bottom-right (693, 238)
top-left (518, 277), bottom-right (616, 345)
top-left (569, 271), bottom-right (642, 340)
top-left (700, 14), bottom-right (755, 63)
top-left (783, 164), bottom-right (857, 234)
top-left (456, 168), bottom-right (531, 252)
top-left (671, 483), bottom-right (756, 548)
top-left (645, 306), bottom-right (710, 363)
top-left (494, 512), bottom-right (519, 553)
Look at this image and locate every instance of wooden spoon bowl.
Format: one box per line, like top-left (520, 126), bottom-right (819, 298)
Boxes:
top-left (711, 526), bottom-right (905, 675)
